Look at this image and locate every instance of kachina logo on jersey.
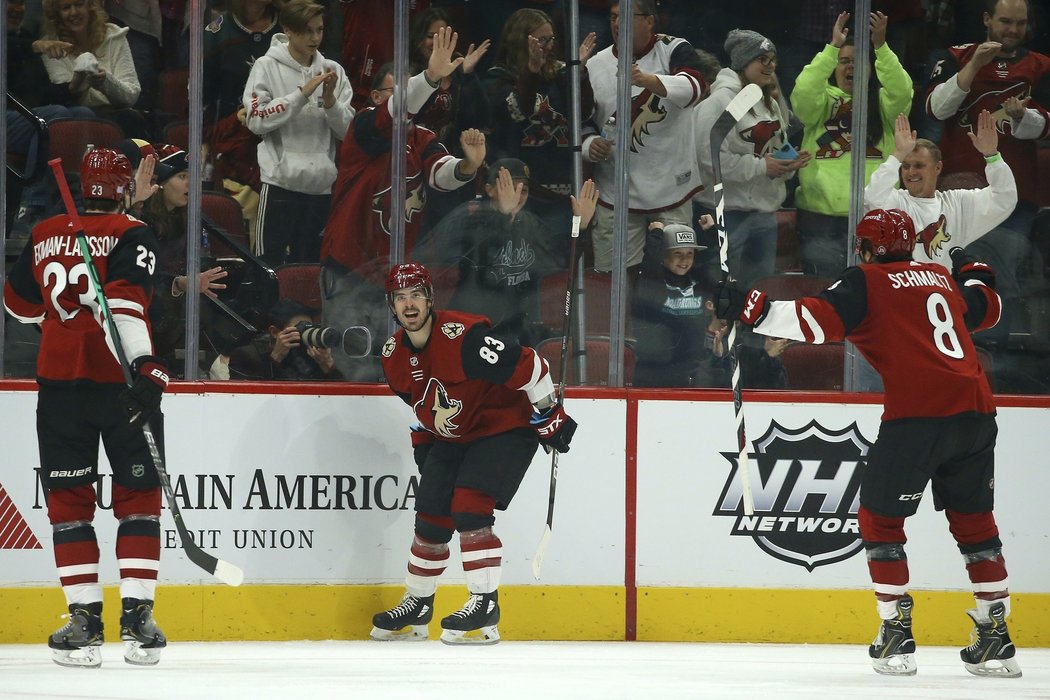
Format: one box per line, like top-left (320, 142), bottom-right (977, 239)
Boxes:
top-left (712, 420), bottom-right (871, 571)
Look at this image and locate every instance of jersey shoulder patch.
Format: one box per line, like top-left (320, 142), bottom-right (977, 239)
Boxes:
top-left (382, 336), bottom-right (397, 358)
top-left (440, 322), bottom-right (466, 340)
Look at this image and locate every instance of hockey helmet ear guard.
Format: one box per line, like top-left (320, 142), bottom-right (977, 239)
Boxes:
top-left (855, 208), bottom-right (916, 257)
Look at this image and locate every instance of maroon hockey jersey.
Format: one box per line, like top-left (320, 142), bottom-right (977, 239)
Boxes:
top-left (381, 309), bottom-right (552, 443)
top-left (925, 44), bottom-right (1050, 206)
top-left (320, 103), bottom-right (456, 282)
top-left (3, 212), bottom-right (157, 385)
top-left (755, 262), bottom-right (999, 421)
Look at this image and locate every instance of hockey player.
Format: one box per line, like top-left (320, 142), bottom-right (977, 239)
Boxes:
top-left (715, 209), bottom-right (1020, 678)
top-left (3, 148), bottom-right (169, 668)
top-left (371, 263), bottom-right (577, 645)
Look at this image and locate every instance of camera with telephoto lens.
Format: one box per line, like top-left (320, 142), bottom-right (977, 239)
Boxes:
top-left (295, 322), bottom-right (340, 350)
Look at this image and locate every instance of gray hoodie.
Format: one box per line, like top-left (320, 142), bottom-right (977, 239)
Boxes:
top-left (243, 33), bottom-right (355, 194)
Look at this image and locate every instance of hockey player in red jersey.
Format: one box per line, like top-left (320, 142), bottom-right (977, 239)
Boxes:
top-left (3, 149), bottom-right (169, 668)
top-left (715, 209), bottom-right (1020, 678)
top-left (371, 262), bottom-right (576, 645)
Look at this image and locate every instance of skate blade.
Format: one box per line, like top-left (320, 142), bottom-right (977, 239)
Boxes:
top-left (872, 653), bottom-right (916, 676)
top-left (123, 640), bottom-right (163, 666)
top-left (369, 625), bottom-right (429, 641)
top-left (51, 645), bottom-right (102, 669)
top-left (964, 658), bottom-right (1022, 678)
top-left (440, 625), bottom-right (500, 646)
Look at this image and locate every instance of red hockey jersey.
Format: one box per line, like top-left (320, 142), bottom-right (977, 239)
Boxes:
top-left (925, 44), bottom-right (1050, 206)
top-left (320, 103), bottom-right (456, 282)
top-left (754, 262), bottom-right (1000, 421)
top-left (3, 212), bottom-right (157, 385)
top-left (381, 309), bottom-right (553, 443)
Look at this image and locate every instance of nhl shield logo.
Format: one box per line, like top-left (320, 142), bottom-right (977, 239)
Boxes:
top-left (713, 420), bottom-right (872, 571)
top-left (131, 464), bottom-right (146, 478)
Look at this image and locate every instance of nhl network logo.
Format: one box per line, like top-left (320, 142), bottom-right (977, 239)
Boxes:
top-left (712, 420), bottom-right (871, 571)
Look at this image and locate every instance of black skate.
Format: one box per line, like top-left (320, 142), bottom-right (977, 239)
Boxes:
top-left (120, 598), bottom-right (167, 666)
top-left (440, 591), bottom-right (500, 645)
top-left (869, 594), bottom-right (916, 675)
top-left (370, 592), bottom-right (434, 641)
top-left (49, 602), bottom-right (104, 668)
top-left (960, 602), bottom-right (1022, 678)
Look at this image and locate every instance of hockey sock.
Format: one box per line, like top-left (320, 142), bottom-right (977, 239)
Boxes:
top-left (945, 509), bottom-right (1009, 618)
top-left (53, 521), bottom-right (102, 606)
top-left (116, 515), bottom-right (161, 601)
top-left (460, 527), bottom-right (503, 594)
top-left (406, 535), bottom-right (448, 598)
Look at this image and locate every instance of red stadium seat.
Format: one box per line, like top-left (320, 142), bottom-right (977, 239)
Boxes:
top-left (779, 342), bottom-right (845, 391)
top-left (47, 118), bottom-right (123, 173)
top-left (539, 269), bottom-right (614, 335)
top-left (775, 208), bottom-right (801, 273)
top-left (752, 273), bottom-right (833, 300)
top-left (535, 335), bottom-right (635, 386)
top-left (276, 263), bottom-right (322, 312)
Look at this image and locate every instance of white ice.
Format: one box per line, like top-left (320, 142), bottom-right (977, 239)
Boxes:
top-left (1, 641), bottom-right (1048, 700)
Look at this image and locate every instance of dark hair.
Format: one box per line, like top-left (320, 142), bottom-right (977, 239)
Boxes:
top-left (694, 48), bottom-right (722, 85)
top-left (279, 0), bottom-right (324, 34)
top-left (371, 61), bottom-right (395, 92)
top-left (493, 8), bottom-right (561, 82)
top-left (268, 299), bottom-right (315, 327)
top-left (409, 7), bottom-right (452, 74)
top-left (612, 0), bottom-right (657, 15)
top-left (141, 192), bottom-right (187, 241)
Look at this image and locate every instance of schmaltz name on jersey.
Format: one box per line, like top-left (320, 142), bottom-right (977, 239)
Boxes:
top-left (713, 420), bottom-right (872, 571)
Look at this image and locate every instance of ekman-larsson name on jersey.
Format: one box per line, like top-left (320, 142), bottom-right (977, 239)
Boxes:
top-left (34, 234), bottom-right (117, 265)
top-left (712, 420), bottom-right (872, 571)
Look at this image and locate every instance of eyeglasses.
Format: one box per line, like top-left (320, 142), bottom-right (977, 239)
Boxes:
top-left (609, 13), bottom-right (650, 22)
top-left (533, 34), bottom-right (556, 47)
top-left (373, 86), bottom-right (394, 93)
top-left (755, 54), bottom-right (777, 66)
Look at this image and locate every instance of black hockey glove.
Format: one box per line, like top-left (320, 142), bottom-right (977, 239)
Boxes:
top-left (410, 424), bottom-right (433, 469)
top-left (714, 281), bottom-right (770, 327)
top-left (949, 247), bottom-right (996, 289)
top-left (120, 356), bottom-right (168, 425)
top-left (530, 402), bottom-right (577, 454)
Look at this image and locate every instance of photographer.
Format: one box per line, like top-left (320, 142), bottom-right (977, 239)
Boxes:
top-left (223, 299), bottom-right (343, 380)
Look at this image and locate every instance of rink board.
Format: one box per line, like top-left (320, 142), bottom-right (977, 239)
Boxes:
top-left (0, 384), bottom-right (1047, 645)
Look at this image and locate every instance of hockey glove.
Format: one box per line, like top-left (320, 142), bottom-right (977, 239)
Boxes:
top-left (714, 281), bottom-right (770, 327)
top-left (949, 247), bottom-right (996, 289)
top-left (530, 402), bottom-right (578, 454)
top-left (410, 423), bottom-right (434, 469)
top-left (120, 356), bottom-right (168, 425)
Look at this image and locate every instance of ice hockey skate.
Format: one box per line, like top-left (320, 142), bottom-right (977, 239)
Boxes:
top-left (868, 594), bottom-right (916, 675)
top-left (120, 598), bottom-right (167, 666)
top-left (960, 602), bottom-right (1022, 677)
top-left (370, 592), bottom-right (434, 641)
top-left (48, 602), bottom-right (104, 668)
top-left (440, 591), bottom-right (500, 645)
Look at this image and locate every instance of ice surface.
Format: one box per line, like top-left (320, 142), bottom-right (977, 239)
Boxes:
top-left (1, 641), bottom-right (1047, 700)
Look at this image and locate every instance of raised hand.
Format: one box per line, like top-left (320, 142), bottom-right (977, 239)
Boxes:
top-left (320, 68), bottom-right (338, 108)
top-left (967, 109), bottom-right (999, 157)
top-left (870, 11), bottom-right (888, 49)
top-left (579, 31), bottom-right (597, 68)
top-left (493, 167), bottom-right (523, 215)
top-left (893, 113), bottom-right (917, 159)
top-left (131, 155), bottom-right (158, 206)
top-left (461, 39), bottom-right (491, 75)
top-left (972, 41), bottom-right (1003, 68)
top-left (570, 179), bottom-right (599, 230)
top-left (300, 71), bottom-right (327, 97)
top-left (458, 128), bottom-right (486, 174)
top-left (832, 11), bottom-right (850, 48)
top-left (197, 266), bottom-right (228, 299)
top-left (427, 25), bottom-right (464, 82)
top-left (1004, 95), bottom-right (1030, 120)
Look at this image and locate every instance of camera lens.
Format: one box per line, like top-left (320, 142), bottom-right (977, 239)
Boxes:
top-left (296, 322), bottom-right (340, 350)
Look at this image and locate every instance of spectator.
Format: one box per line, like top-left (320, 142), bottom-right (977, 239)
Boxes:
top-left (483, 8), bottom-right (597, 241)
top-left (243, 0), bottom-right (354, 267)
top-left (583, 0), bottom-right (707, 274)
top-left (224, 299), bottom-right (343, 380)
top-left (38, 0), bottom-right (148, 137)
top-left (319, 28), bottom-right (486, 382)
top-left (791, 10), bottom-right (913, 278)
top-left (924, 0), bottom-right (1050, 236)
top-left (631, 220), bottom-right (714, 387)
top-left (201, 0), bottom-right (279, 195)
top-left (133, 148), bottom-right (228, 369)
top-left (696, 29), bottom-right (810, 288)
top-left (421, 161), bottom-right (598, 347)
top-left (103, 0), bottom-right (162, 111)
top-left (864, 112), bottom-right (1017, 269)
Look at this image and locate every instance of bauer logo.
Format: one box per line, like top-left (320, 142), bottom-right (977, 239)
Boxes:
top-left (712, 420), bottom-right (871, 571)
top-left (0, 481), bottom-right (43, 550)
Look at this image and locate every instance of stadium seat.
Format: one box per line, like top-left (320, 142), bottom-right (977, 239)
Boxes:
top-left (202, 190), bottom-right (248, 250)
top-left (752, 273), bottom-right (834, 300)
top-left (535, 335), bottom-right (635, 386)
top-left (163, 120), bottom-right (190, 150)
top-left (538, 269), bottom-right (614, 335)
top-left (47, 118), bottom-right (123, 173)
top-left (775, 208), bottom-right (801, 273)
top-left (158, 67), bottom-right (189, 120)
top-left (276, 263), bottom-right (322, 312)
top-left (779, 342), bottom-right (845, 391)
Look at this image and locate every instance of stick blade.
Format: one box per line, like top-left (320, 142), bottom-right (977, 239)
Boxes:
top-left (725, 82), bottom-right (763, 121)
top-left (531, 526), bottom-right (552, 580)
top-left (213, 559), bottom-right (245, 587)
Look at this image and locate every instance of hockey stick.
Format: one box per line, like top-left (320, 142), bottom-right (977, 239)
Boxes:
top-left (49, 158), bottom-right (244, 587)
top-left (710, 83), bottom-right (763, 517)
top-left (531, 214), bottom-right (582, 580)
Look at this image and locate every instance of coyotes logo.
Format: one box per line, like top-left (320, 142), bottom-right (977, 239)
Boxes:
top-left (740, 119), bottom-right (782, 156)
top-left (918, 214), bottom-right (950, 258)
top-left (815, 98), bottom-right (882, 159)
top-left (371, 173), bottom-right (427, 236)
top-left (414, 378), bottom-right (463, 438)
top-left (958, 82), bottom-right (1028, 135)
top-left (521, 94), bottom-right (569, 147)
top-left (628, 91), bottom-right (667, 152)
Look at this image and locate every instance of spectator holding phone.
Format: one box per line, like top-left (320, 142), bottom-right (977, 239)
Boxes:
top-left (696, 29), bottom-right (810, 287)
